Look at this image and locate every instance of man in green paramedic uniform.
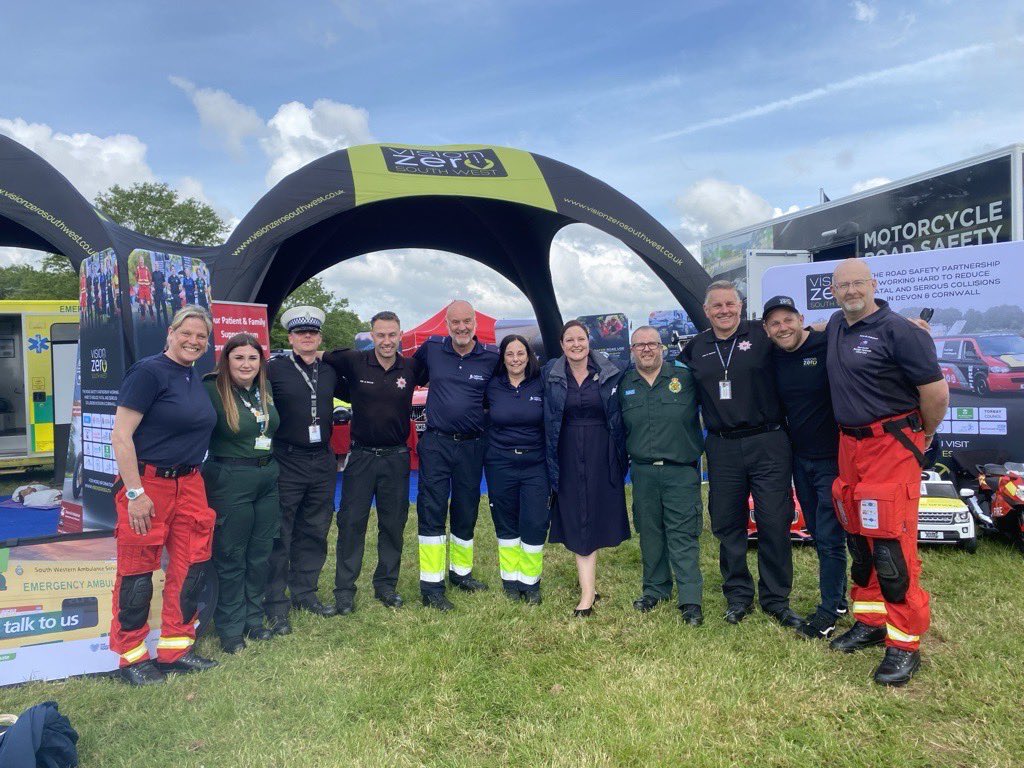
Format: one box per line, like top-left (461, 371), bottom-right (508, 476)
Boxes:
top-left (619, 325), bottom-right (706, 625)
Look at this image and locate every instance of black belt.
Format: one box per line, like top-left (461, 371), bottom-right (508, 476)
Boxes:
top-left (137, 462), bottom-right (199, 479)
top-left (634, 459), bottom-right (699, 467)
top-left (351, 443), bottom-right (409, 457)
top-left (839, 412), bottom-right (926, 468)
top-left (427, 428), bottom-right (483, 442)
top-left (275, 442), bottom-right (331, 453)
top-left (708, 423), bottom-right (782, 440)
top-left (209, 456), bottom-right (274, 467)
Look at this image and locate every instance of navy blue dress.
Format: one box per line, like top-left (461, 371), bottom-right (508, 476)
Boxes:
top-left (549, 363), bottom-right (629, 556)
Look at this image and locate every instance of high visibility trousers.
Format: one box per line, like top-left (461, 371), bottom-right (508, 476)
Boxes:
top-left (833, 415), bottom-right (930, 651)
top-left (416, 430), bottom-right (486, 594)
top-left (109, 469), bottom-right (215, 668)
top-left (483, 447), bottom-right (551, 592)
top-left (203, 459), bottom-right (280, 642)
top-left (631, 462), bottom-right (704, 606)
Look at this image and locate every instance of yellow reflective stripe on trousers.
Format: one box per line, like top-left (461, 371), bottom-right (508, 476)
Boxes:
top-left (419, 535), bottom-right (446, 582)
top-left (156, 635), bottom-right (193, 650)
top-left (449, 533), bottom-right (474, 576)
top-left (121, 642), bottom-right (149, 663)
top-left (853, 601), bottom-right (887, 614)
top-left (497, 537), bottom-right (521, 581)
top-left (519, 542), bottom-right (544, 584)
top-left (886, 623), bottom-right (920, 643)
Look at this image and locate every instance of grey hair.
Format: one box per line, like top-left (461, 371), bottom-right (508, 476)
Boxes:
top-left (703, 280), bottom-right (743, 306)
top-left (169, 304), bottom-right (213, 335)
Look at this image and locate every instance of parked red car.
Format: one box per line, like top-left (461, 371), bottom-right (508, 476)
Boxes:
top-left (747, 489), bottom-right (813, 543)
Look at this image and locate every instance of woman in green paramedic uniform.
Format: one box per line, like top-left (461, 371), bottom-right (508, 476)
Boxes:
top-left (202, 333), bottom-right (281, 653)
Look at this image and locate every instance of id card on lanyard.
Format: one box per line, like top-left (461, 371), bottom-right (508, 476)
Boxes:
top-left (715, 337), bottom-right (737, 401)
top-left (290, 353), bottom-right (322, 443)
top-left (237, 386), bottom-right (272, 451)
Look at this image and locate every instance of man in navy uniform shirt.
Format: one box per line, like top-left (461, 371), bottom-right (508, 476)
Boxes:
top-left (763, 295), bottom-right (848, 640)
top-left (413, 300), bottom-right (499, 611)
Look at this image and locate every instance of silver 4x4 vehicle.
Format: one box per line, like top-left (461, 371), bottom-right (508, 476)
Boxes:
top-left (917, 470), bottom-right (978, 553)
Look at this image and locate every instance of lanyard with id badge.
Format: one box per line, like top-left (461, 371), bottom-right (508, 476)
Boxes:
top-left (290, 353), bottom-right (322, 443)
top-left (237, 386), bottom-right (272, 451)
top-left (714, 336), bottom-right (738, 401)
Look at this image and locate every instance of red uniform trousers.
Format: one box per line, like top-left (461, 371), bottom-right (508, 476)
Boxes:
top-left (832, 414), bottom-right (930, 651)
top-left (109, 467), bottom-right (215, 667)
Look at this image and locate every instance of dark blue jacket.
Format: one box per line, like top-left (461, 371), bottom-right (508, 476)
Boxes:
top-left (542, 351), bottom-right (627, 492)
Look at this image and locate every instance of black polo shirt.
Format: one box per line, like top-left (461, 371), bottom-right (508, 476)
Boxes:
top-left (267, 352), bottom-right (339, 449)
top-left (772, 330), bottom-right (838, 460)
top-left (680, 320), bottom-right (783, 433)
top-left (323, 348), bottom-right (420, 447)
top-left (414, 335), bottom-right (499, 435)
top-left (485, 373), bottom-right (544, 451)
top-left (826, 300), bottom-right (943, 427)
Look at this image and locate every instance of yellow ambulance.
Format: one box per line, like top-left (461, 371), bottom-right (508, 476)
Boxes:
top-left (0, 300), bottom-right (79, 472)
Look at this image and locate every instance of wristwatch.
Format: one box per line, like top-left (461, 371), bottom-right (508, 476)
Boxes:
top-left (126, 487), bottom-right (146, 501)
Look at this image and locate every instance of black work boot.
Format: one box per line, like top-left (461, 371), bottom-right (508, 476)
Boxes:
top-left (156, 650), bottom-right (219, 675)
top-left (679, 604), bottom-right (704, 626)
top-left (450, 575), bottom-right (488, 592)
top-left (422, 592), bottom-right (455, 612)
top-left (873, 647), bottom-right (921, 687)
top-left (829, 621), bottom-right (887, 653)
top-left (632, 595), bottom-right (663, 613)
top-left (120, 660), bottom-right (166, 686)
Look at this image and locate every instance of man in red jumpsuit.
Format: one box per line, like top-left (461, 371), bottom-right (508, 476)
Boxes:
top-left (826, 258), bottom-right (949, 686)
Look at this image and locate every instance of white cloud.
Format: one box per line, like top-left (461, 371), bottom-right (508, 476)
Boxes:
top-left (169, 76), bottom-right (264, 156)
top-left (851, 176), bottom-right (891, 193)
top-left (0, 117), bottom-right (154, 201)
top-left (675, 178), bottom-right (775, 246)
top-left (261, 99), bottom-right (373, 186)
top-left (851, 1), bottom-right (878, 23)
top-left (0, 247), bottom-right (48, 267)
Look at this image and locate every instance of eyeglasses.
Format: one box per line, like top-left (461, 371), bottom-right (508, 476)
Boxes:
top-left (832, 279), bottom-right (872, 293)
top-left (630, 342), bottom-right (664, 351)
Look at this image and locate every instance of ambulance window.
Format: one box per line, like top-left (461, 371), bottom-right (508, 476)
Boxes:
top-left (50, 322), bottom-right (79, 342)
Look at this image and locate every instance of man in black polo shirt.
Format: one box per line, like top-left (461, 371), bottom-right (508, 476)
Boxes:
top-left (264, 306), bottom-right (340, 633)
top-left (763, 295), bottom-right (848, 640)
top-left (680, 280), bottom-right (799, 627)
top-left (826, 258), bottom-right (947, 686)
top-left (413, 300), bottom-right (499, 611)
top-left (323, 311), bottom-right (419, 614)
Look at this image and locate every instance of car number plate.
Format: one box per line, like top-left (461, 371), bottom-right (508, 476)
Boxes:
top-left (921, 531), bottom-right (942, 540)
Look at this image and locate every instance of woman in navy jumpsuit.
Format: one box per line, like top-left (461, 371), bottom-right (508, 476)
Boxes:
top-left (543, 320), bottom-right (628, 616)
top-left (484, 335), bottom-right (549, 605)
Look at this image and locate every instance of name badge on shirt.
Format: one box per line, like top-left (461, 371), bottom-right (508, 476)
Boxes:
top-left (719, 380), bottom-right (733, 400)
top-left (308, 424), bottom-right (322, 443)
top-left (254, 435), bottom-right (272, 451)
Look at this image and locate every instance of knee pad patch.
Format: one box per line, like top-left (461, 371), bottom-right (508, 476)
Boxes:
top-left (847, 535), bottom-right (873, 588)
top-left (118, 573), bottom-right (154, 631)
top-left (873, 539), bottom-right (909, 603)
top-left (179, 563), bottom-right (206, 623)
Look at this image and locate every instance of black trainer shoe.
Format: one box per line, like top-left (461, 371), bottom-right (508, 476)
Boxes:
top-left (679, 604), bottom-right (704, 626)
top-left (422, 592), bottom-right (455, 612)
top-left (829, 621), bottom-right (887, 653)
top-left (724, 603), bottom-right (753, 624)
top-left (292, 597), bottom-right (338, 617)
top-left (632, 595), bottom-right (663, 613)
top-left (873, 647), bottom-right (921, 687)
top-left (376, 591), bottom-right (403, 608)
top-left (795, 609), bottom-right (838, 640)
top-left (157, 650), bottom-right (219, 675)
top-left (451, 575), bottom-right (488, 592)
top-left (335, 595), bottom-right (355, 615)
top-left (523, 589), bottom-right (542, 606)
top-left (120, 660), bottom-right (166, 686)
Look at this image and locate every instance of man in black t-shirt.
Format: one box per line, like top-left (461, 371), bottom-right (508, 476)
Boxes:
top-left (763, 295), bottom-right (847, 640)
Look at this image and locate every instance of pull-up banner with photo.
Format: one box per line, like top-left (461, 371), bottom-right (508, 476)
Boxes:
top-left (762, 241), bottom-right (1024, 463)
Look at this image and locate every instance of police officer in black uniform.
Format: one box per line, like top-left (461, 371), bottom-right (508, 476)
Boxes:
top-left (323, 311), bottom-right (420, 614)
top-left (264, 306), bottom-right (340, 633)
top-left (680, 280), bottom-right (800, 627)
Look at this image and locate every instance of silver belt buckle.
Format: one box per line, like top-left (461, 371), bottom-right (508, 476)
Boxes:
top-left (653, 460), bottom-right (665, 466)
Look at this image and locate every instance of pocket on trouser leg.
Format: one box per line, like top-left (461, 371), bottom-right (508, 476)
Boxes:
top-left (187, 514), bottom-right (215, 564)
top-left (831, 478), bottom-right (859, 535)
top-left (853, 483), bottom-right (906, 539)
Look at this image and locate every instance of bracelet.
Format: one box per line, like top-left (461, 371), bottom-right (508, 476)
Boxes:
top-left (924, 433), bottom-right (935, 438)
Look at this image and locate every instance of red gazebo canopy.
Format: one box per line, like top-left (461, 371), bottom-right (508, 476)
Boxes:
top-left (401, 302), bottom-right (497, 357)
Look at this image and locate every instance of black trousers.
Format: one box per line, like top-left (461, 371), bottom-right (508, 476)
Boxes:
top-left (264, 444), bottom-right (336, 619)
top-left (706, 429), bottom-right (793, 612)
top-left (334, 447), bottom-right (411, 601)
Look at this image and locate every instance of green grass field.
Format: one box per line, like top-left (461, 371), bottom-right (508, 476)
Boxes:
top-left (2, 483), bottom-right (1024, 767)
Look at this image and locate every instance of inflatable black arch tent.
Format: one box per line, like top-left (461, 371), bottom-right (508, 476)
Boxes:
top-left (0, 138), bottom-right (711, 355)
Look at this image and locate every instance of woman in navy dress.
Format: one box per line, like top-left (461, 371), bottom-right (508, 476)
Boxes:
top-left (543, 320), bottom-right (628, 616)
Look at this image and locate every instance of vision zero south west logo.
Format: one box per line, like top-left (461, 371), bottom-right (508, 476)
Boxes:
top-left (381, 147), bottom-right (508, 177)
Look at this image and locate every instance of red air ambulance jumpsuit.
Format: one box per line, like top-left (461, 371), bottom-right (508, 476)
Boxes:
top-left (825, 300), bottom-right (944, 652)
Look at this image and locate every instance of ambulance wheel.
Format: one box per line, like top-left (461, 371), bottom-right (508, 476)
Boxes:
top-left (959, 536), bottom-right (978, 554)
top-left (972, 373), bottom-right (990, 397)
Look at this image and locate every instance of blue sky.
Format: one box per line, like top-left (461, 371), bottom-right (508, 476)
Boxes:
top-left (2, 0), bottom-right (1023, 323)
